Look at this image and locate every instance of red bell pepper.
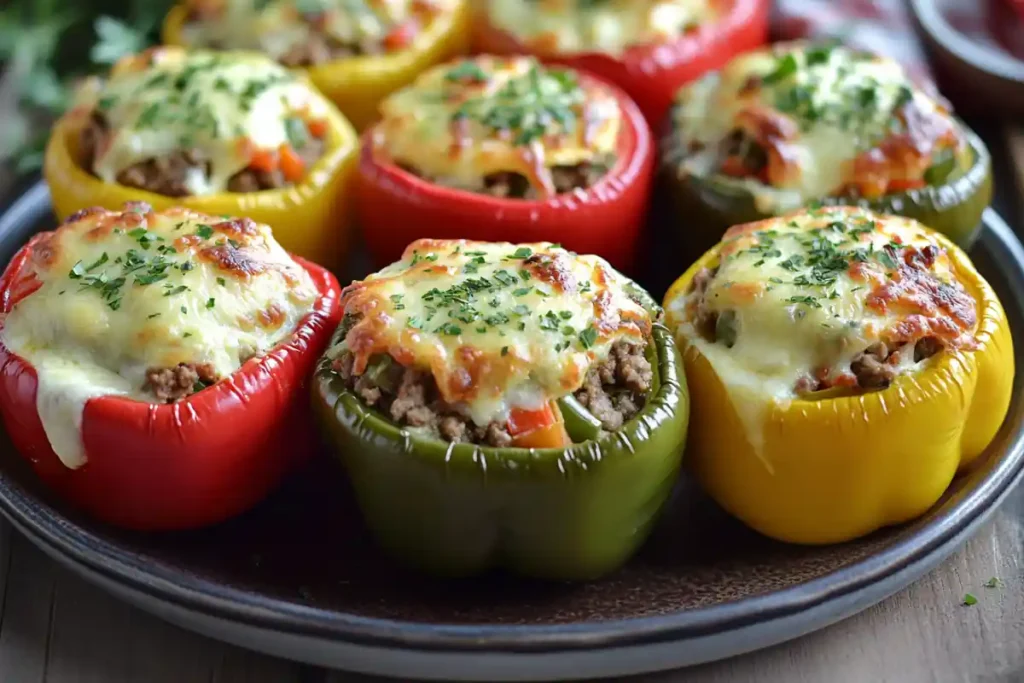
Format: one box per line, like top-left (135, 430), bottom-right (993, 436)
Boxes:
top-left (471, 0), bottom-right (771, 127)
top-left (0, 231), bottom-right (342, 531)
top-left (355, 70), bottom-right (654, 273)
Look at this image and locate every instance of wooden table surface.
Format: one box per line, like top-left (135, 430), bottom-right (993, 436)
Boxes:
top-left (0, 128), bottom-right (1022, 683)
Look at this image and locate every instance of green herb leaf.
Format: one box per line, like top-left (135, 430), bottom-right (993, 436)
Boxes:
top-left (284, 117), bottom-right (310, 149)
top-left (962, 593), bottom-right (977, 606)
top-left (91, 16), bottom-right (147, 65)
top-left (444, 60), bottom-right (488, 83)
top-left (436, 322), bottom-right (462, 336)
top-left (763, 53), bottom-right (798, 85)
top-left (578, 325), bottom-right (598, 349)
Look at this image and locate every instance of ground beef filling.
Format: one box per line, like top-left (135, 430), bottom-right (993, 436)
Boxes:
top-left (572, 341), bottom-right (652, 431)
top-left (399, 156), bottom-right (614, 199)
top-left (688, 266), bottom-right (946, 395)
top-left (144, 362), bottom-right (219, 403)
top-left (80, 112), bottom-right (324, 196)
top-left (332, 339), bottom-right (651, 445)
top-left (715, 129), bottom-right (768, 179)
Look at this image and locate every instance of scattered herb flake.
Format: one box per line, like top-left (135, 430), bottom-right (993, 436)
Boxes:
top-left (579, 326), bottom-right (598, 349)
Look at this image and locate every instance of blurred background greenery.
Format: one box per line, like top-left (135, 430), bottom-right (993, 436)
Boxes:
top-left (0, 0), bottom-right (175, 174)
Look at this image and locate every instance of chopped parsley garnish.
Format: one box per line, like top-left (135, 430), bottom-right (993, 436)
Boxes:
top-left (962, 593), bottom-right (978, 606)
top-left (787, 295), bottom-right (823, 309)
top-left (284, 117), bottom-right (310, 149)
top-left (85, 253), bottom-right (109, 272)
top-left (494, 270), bottom-right (518, 287)
top-left (578, 325), bottom-right (598, 349)
top-left (453, 64), bottom-right (585, 147)
top-left (206, 298), bottom-right (216, 309)
top-left (724, 214), bottom-right (906, 310)
top-left (445, 60), bottom-right (488, 83)
top-left (436, 322), bottom-right (462, 336)
top-left (757, 45), bottom-right (917, 140)
top-left (539, 311), bottom-right (561, 331)
top-left (194, 224), bottom-right (215, 240)
top-left (763, 53), bottom-right (798, 85)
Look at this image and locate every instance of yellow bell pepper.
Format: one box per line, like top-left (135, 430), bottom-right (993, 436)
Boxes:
top-left (43, 88), bottom-right (359, 273)
top-left (161, 2), bottom-right (471, 131)
top-left (663, 216), bottom-right (1014, 545)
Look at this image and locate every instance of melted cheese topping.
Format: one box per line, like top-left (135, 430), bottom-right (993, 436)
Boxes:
top-left (75, 47), bottom-right (330, 195)
top-left (484, 0), bottom-right (718, 55)
top-left (374, 55), bottom-right (621, 196)
top-left (0, 204), bottom-right (318, 469)
top-left (666, 207), bottom-right (977, 456)
top-left (181, 0), bottom-right (452, 61)
top-left (336, 239), bottom-right (650, 426)
top-left (673, 42), bottom-right (966, 213)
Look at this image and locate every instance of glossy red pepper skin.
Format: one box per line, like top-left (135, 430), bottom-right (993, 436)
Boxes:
top-left (0, 236), bottom-right (342, 531)
top-left (471, 0), bottom-right (771, 127)
top-left (355, 71), bottom-right (653, 274)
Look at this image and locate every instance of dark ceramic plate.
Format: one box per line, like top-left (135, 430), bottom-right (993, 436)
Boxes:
top-left (1, 182), bottom-right (1023, 681)
top-left (910, 0), bottom-right (1024, 116)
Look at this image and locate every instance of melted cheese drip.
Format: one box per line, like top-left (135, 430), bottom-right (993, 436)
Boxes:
top-left (666, 208), bottom-right (973, 460)
top-left (375, 55), bottom-right (621, 193)
top-left (0, 206), bottom-right (318, 468)
top-left (77, 48), bottom-right (328, 195)
top-left (485, 0), bottom-right (717, 55)
top-left (674, 43), bottom-right (960, 212)
top-left (181, 0), bottom-right (452, 60)
top-left (337, 239), bottom-right (649, 426)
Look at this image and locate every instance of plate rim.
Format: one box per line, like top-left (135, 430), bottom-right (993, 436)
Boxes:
top-left (909, 0), bottom-right (1024, 84)
top-left (1, 181), bottom-right (1023, 656)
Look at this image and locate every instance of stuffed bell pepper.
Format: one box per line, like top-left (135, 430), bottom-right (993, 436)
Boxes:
top-left (471, 0), bottom-right (770, 126)
top-left (162, 0), bottom-right (471, 130)
top-left (0, 203), bottom-right (341, 530)
top-left (356, 55), bottom-right (653, 274)
top-left (44, 47), bottom-right (358, 271)
top-left (660, 41), bottom-right (993, 258)
top-left (314, 239), bottom-right (688, 579)
top-left (663, 206), bottom-right (1013, 544)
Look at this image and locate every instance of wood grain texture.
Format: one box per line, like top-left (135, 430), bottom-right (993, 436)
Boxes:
top-left (0, 495), bottom-right (1020, 683)
top-left (0, 532), bottom-right (309, 683)
top-left (0, 487), bottom-right (1018, 683)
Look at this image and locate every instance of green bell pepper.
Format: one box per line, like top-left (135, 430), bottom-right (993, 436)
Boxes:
top-left (312, 290), bottom-right (689, 581)
top-left (657, 113), bottom-right (993, 261)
